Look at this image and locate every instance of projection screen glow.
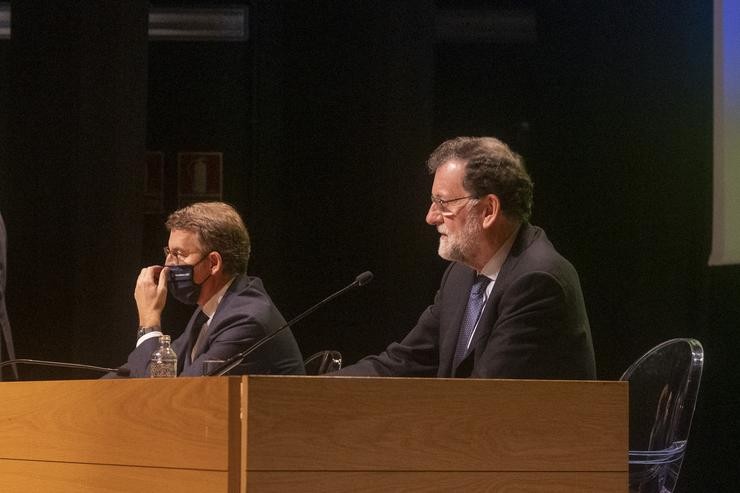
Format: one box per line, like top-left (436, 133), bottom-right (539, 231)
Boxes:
top-left (711, 0), bottom-right (740, 265)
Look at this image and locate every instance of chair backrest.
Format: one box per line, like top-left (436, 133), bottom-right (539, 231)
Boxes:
top-left (619, 338), bottom-right (704, 493)
top-left (303, 350), bottom-right (342, 375)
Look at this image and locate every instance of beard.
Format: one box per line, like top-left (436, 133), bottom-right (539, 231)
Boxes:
top-left (437, 215), bottom-right (482, 264)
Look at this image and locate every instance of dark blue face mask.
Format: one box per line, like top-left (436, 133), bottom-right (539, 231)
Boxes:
top-left (167, 257), bottom-right (209, 305)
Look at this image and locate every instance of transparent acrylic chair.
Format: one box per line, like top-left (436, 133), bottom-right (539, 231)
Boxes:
top-left (303, 350), bottom-right (342, 375)
top-left (619, 338), bottom-right (704, 493)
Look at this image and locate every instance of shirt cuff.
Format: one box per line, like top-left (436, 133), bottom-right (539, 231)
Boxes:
top-left (136, 330), bottom-right (163, 347)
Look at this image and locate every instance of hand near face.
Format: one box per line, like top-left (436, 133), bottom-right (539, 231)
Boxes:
top-left (135, 265), bottom-right (169, 327)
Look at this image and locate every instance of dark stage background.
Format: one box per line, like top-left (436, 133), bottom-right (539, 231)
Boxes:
top-left (0, 1), bottom-right (736, 491)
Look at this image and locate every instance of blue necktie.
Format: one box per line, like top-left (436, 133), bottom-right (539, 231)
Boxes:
top-left (453, 275), bottom-right (491, 368)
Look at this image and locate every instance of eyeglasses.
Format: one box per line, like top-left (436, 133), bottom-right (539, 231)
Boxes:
top-left (163, 246), bottom-right (204, 264)
top-left (430, 194), bottom-right (476, 215)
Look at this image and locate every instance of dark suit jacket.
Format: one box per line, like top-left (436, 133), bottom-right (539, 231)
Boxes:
top-left (113, 274), bottom-right (305, 377)
top-left (338, 224), bottom-right (596, 379)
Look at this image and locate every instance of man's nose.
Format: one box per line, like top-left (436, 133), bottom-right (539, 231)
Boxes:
top-left (426, 203), bottom-right (442, 225)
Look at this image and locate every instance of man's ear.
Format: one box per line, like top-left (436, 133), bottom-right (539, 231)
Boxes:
top-left (481, 194), bottom-right (501, 229)
top-left (207, 251), bottom-right (224, 274)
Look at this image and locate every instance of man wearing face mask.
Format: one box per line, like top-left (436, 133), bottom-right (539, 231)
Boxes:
top-left (109, 202), bottom-right (305, 377)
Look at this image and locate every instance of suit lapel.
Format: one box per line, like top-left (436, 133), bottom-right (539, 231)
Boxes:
top-left (185, 310), bottom-right (208, 363)
top-left (465, 224), bottom-right (538, 363)
top-left (171, 310), bottom-right (202, 374)
top-left (438, 268), bottom-right (476, 376)
top-left (185, 276), bottom-right (241, 366)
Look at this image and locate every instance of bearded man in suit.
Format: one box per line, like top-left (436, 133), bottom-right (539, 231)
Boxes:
top-left (339, 136), bottom-right (595, 379)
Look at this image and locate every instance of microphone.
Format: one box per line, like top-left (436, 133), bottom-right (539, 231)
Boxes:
top-left (208, 270), bottom-right (374, 376)
top-left (0, 358), bottom-right (131, 378)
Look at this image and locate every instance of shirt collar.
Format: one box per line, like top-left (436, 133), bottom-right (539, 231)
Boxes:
top-left (479, 223), bottom-right (521, 282)
top-left (200, 277), bottom-right (236, 320)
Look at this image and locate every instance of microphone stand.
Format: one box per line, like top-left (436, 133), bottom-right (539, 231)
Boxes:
top-left (208, 271), bottom-right (373, 376)
top-left (0, 358), bottom-right (130, 379)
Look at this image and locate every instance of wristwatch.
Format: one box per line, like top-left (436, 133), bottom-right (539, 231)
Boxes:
top-left (137, 325), bottom-right (161, 339)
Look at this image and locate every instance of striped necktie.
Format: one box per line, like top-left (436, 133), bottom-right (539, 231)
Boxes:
top-left (452, 275), bottom-right (491, 369)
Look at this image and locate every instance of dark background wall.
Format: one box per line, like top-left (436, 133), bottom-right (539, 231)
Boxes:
top-left (0, 1), bottom-right (735, 491)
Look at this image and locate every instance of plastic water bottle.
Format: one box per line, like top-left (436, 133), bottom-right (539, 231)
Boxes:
top-left (150, 334), bottom-right (177, 378)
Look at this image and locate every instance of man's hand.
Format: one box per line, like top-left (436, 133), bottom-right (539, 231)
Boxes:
top-left (135, 265), bottom-right (169, 327)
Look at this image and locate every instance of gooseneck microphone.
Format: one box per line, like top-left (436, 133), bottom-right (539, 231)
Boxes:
top-left (208, 270), bottom-right (374, 376)
top-left (0, 358), bottom-right (131, 378)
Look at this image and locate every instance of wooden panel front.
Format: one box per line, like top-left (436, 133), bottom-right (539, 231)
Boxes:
top-left (0, 375), bottom-right (626, 492)
top-left (0, 459), bottom-right (228, 493)
top-left (0, 377), bottom-right (242, 473)
top-left (247, 471), bottom-right (626, 493)
top-left (244, 377), bottom-right (627, 473)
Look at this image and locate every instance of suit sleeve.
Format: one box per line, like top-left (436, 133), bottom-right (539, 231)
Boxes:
top-left (336, 266), bottom-right (456, 377)
top-left (101, 336), bottom-right (161, 379)
top-left (336, 302), bottom-right (440, 377)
